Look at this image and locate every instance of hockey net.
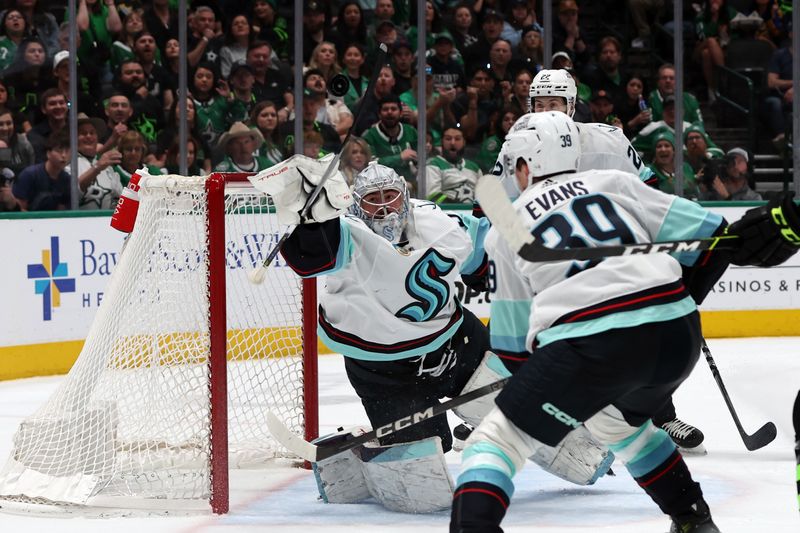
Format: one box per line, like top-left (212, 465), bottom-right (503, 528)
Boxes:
top-left (0, 173), bottom-right (317, 514)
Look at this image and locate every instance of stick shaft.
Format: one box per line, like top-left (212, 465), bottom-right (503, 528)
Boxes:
top-left (268, 377), bottom-right (509, 462)
top-left (260, 43), bottom-right (389, 269)
top-left (701, 340), bottom-right (776, 451)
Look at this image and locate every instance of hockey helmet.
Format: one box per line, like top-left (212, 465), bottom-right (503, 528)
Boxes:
top-left (529, 69), bottom-right (577, 117)
top-left (500, 111), bottom-right (581, 192)
top-left (350, 163), bottom-right (410, 244)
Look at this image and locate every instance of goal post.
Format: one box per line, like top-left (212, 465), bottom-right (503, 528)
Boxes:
top-left (0, 172), bottom-right (318, 514)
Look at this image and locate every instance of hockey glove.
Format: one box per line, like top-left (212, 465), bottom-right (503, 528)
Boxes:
top-left (249, 154), bottom-right (353, 226)
top-left (726, 193), bottom-right (800, 267)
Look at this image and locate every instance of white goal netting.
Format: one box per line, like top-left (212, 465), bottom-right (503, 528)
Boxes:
top-left (0, 174), bottom-right (311, 511)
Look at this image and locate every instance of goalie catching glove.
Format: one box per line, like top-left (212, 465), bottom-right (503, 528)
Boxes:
top-left (249, 153), bottom-right (353, 225)
top-left (726, 193), bottom-right (800, 267)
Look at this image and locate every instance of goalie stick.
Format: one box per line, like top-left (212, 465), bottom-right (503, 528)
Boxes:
top-left (702, 340), bottom-right (777, 451)
top-left (474, 174), bottom-right (739, 262)
top-left (248, 43), bottom-right (389, 284)
top-left (267, 377), bottom-right (510, 462)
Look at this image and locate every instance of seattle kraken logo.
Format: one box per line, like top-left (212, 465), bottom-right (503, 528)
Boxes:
top-left (396, 249), bottom-right (456, 322)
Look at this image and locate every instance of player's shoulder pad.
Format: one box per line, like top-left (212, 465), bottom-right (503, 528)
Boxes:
top-left (580, 122), bottom-right (637, 155)
top-left (576, 167), bottom-right (641, 186)
top-left (582, 122), bottom-right (628, 141)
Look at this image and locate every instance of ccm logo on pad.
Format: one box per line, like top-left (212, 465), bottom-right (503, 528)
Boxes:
top-left (542, 402), bottom-right (581, 429)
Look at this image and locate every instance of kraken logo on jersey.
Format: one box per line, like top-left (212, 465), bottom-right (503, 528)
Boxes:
top-left (396, 249), bottom-right (456, 322)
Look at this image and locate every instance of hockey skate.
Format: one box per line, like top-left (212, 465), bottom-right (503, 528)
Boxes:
top-left (452, 423), bottom-right (474, 452)
top-left (669, 499), bottom-right (721, 533)
top-left (660, 418), bottom-right (707, 455)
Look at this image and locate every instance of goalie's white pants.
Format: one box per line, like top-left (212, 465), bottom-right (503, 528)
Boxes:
top-left (457, 352), bottom-right (614, 486)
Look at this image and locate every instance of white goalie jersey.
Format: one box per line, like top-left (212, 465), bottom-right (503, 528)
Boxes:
top-left (486, 168), bottom-right (723, 354)
top-left (281, 200), bottom-right (489, 362)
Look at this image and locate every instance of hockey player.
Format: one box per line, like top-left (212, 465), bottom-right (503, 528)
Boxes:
top-left (516, 68), bottom-right (707, 454)
top-left (795, 390), bottom-right (799, 510)
top-left (527, 68), bottom-right (656, 186)
top-left (251, 158), bottom-right (613, 512)
top-left (451, 112), bottom-right (800, 533)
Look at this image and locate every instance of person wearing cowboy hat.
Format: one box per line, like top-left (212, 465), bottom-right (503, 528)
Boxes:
top-left (65, 112), bottom-right (124, 210)
top-left (213, 121), bottom-right (272, 173)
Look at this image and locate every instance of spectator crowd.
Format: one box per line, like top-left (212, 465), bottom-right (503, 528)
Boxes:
top-left (0, 0), bottom-right (794, 212)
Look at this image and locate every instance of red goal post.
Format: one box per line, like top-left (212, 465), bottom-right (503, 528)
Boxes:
top-left (0, 172), bottom-right (318, 515)
top-left (206, 172), bottom-right (319, 513)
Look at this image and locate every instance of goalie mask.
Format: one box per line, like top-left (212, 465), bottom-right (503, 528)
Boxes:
top-left (529, 69), bottom-right (577, 117)
top-left (350, 163), bottom-right (410, 244)
top-left (500, 112), bottom-right (581, 193)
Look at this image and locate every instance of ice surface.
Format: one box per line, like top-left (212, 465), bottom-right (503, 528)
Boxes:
top-left (0, 337), bottom-right (797, 532)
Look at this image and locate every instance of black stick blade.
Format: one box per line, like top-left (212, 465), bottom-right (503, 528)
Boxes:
top-left (743, 422), bottom-right (777, 451)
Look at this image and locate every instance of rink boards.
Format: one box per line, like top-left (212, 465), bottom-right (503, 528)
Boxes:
top-left (1, 205), bottom-right (799, 380)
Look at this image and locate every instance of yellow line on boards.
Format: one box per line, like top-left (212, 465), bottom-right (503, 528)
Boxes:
top-left (0, 340), bottom-right (85, 381)
top-left (700, 309), bottom-right (800, 338)
top-left (2, 310), bottom-right (800, 381)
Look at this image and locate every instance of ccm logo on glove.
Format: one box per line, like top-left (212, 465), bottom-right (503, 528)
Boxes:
top-left (772, 206), bottom-right (800, 245)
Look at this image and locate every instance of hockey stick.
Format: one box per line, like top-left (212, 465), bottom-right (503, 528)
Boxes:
top-left (701, 340), bottom-right (776, 451)
top-left (474, 174), bottom-right (739, 262)
top-left (267, 377), bottom-right (510, 462)
top-left (248, 43), bottom-right (389, 284)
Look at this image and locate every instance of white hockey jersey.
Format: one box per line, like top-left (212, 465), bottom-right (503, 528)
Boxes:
top-left (306, 200), bottom-right (489, 361)
top-left (486, 169), bottom-right (723, 355)
top-left (496, 118), bottom-right (655, 200)
top-left (576, 123), bottom-right (654, 184)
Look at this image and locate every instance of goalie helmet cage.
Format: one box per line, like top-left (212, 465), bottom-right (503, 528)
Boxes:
top-left (0, 173), bottom-right (318, 515)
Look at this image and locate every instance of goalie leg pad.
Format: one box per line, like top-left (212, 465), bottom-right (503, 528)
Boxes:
top-left (312, 429), bottom-right (372, 504)
top-left (453, 351), bottom-right (512, 427)
top-left (359, 436), bottom-right (454, 513)
top-left (528, 424), bottom-right (615, 486)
